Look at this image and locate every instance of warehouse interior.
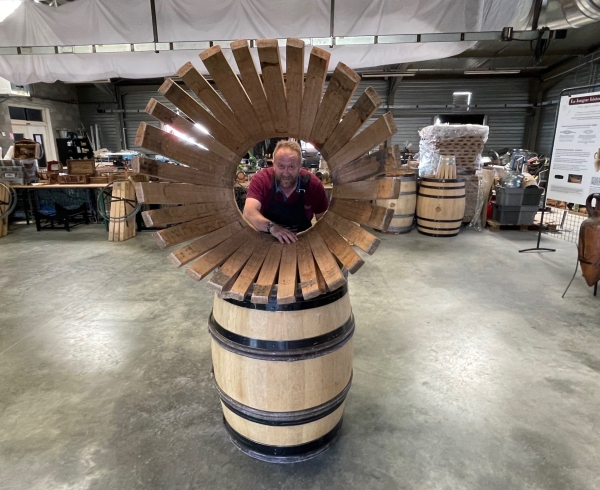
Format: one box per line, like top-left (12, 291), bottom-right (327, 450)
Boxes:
top-left (1, 1), bottom-right (600, 489)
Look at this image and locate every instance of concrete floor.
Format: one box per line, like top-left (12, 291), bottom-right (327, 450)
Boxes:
top-left (0, 223), bottom-right (599, 490)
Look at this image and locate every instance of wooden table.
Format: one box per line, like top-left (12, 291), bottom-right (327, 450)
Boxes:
top-left (11, 183), bottom-right (108, 230)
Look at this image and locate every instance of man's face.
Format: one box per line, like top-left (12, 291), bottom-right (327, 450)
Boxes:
top-left (273, 148), bottom-right (301, 190)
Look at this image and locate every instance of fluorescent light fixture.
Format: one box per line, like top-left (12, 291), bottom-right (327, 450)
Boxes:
top-left (464, 70), bottom-right (521, 75)
top-left (453, 91), bottom-right (472, 105)
top-left (361, 72), bottom-right (416, 78)
top-left (0, 0), bottom-right (21, 22)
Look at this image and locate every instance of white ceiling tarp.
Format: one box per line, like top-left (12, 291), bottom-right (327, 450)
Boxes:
top-left (0, 0), bottom-right (531, 85)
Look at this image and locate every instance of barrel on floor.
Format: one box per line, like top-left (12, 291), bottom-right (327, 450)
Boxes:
top-left (416, 178), bottom-right (466, 237)
top-left (209, 283), bottom-right (354, 463)
top-left (376, 173), bottom-right (417, 234)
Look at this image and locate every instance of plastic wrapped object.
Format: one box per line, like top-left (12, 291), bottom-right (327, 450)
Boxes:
top-left (418, 124), bottom-right (489, 177)
top-left (469, 169), bottom-right (495, 231)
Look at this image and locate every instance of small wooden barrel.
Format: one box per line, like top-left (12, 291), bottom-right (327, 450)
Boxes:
top-left (376, 174), bottom-right (417, 234)
top-left (416, 178), bottom-right (466, 237)
top-left (209, 283), bottom-right (353, 463)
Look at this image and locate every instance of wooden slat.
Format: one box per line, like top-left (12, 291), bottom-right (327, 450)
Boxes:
top-left (186, 227), bottom-right (252, 281)
top-left (315, 264), bottom-right (327, 294)
top-left (286, 38), bottom-right (305, 139)
top-left (222, 236), bottom-right (272, 301)
top-left (141, 201), bottom-right (234, 227)
top-left (299, 47), bottom-right (330, 142)
top-left (277, 242), bottom-right (297, 304)
top-left (134, 182), bottom-right (232, 205)
top-left (168, 221), bottom-right (245, 267)
top-left (158, 78), bottom-right (244, 156)
top-left (132, 156), bottom-right (231, 188)
top-left (310, 62), bottom-right (360, 147)
top-left (231, 40), bottom-right (276, 137)
top-left (331, 147), bottom-right (398, 185)
top-left (316, 221), bottom-right (364, 274)
top-left (134, 122), bottom-right (237, 178)
top-left (332, 178), bottom-right (401, 200)
top-left (153, 211), bottom-right (241, 249)
top-left (306, 229), bottom-right (346, 291)
top-left (145, 98), bottom-right (240, 164)
top-left (207, 233), bottom-right (264, 294)
top-left (326, 113), bottom-right (397, 171)
top-left (296, 236), bottom-right (322, 300)
top-left (256, 39), bottom-right (287, 135)
top-left (199, 46), bottom-right (264, 142)
top-left (329, 200), bottom-right (394, 231)
top-left (323, 212), bottom-right (380, 255)
top-left (320, 87), bottom-right (381, 161)
top-left (177, 62), bottom-right (252, 150)
top-left (251, 241), bottom-right (283, 304)
top-left (124, 180), bottom-right (137, 241)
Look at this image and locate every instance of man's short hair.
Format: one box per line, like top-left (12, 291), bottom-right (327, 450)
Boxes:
top-left (273, 140), bottom-right (302, 162)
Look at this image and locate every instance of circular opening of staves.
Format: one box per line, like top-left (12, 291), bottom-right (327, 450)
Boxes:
top-left (132, 38), bottom-right (400, 303)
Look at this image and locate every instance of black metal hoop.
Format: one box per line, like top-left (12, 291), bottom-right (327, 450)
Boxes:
top-left (96, 179), bottom-right (142, 222)
top-left (0, 182), bottom-right (18, 221)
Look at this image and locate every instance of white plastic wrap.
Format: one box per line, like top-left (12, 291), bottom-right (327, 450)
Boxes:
top-left (418, 124), bottom-right (489, 177)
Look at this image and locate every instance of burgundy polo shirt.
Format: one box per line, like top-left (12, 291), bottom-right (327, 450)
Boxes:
top-left (246, 167), bottom-right (329, 220)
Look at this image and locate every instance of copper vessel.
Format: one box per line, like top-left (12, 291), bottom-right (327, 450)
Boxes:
top-left (579, 193), bottom-right (600, 287)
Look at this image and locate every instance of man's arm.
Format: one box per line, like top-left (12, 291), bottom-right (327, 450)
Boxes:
top-left (243, 198), bottom-right (298, 244)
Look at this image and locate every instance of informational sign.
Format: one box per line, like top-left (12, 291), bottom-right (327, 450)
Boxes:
top-left (547, 91), bottom-right (600, 205)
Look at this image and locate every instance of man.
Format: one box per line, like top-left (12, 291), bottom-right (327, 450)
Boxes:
top-left (244, 140), bottom-right (329, 243)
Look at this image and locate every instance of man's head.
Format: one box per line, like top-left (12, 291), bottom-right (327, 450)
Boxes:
top-left (273, 140), bottom-right (302, 190)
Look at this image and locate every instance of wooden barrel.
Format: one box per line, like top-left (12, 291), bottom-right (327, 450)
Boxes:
top-left (416, 178), bottom-right (466, 237)
top-left (209, 283), bottom-right (353, 463)
top-left (376, 174), bottom-right (417, 234)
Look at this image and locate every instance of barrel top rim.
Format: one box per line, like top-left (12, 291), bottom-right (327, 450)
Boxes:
top-left (421, 178), bottom-right (465, 183)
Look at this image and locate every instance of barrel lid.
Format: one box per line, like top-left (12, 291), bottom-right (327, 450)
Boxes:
top-left (421, 177), bottom-right (465, 183)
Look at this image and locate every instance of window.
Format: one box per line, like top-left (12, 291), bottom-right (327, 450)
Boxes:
top-left (9, 107), bottom-right (43, 122)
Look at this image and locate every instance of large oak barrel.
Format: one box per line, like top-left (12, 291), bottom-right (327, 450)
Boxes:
top-left (376, 174), bottom-right (417, 234)
top-left (416, 178), bottom-right (466, 237)
top-left (209, 283), bottom-right (353, 463)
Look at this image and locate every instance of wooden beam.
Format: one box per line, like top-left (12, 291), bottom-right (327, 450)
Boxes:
top-left (251, 241), bottom-right (283, 304)
top-left (332, 178), bottom-right (401, 200)
top-left (153, 211), bottom-right (241, 249)
top-left (132, 156), bottom-right (232, 189)
top-left (286, 38), bottom-right (305, 139)
top-left (134, 182), bottom-right (233, 205)
top-left (222, 235), bottom-right (272, 301)
top-left (316, 220), bottom-right (364, 274)
top-left (331, 147), bottom-right (398, 185)
top-left (134, 122), bottom-right (237, 177)
top-left (329, 200), bottom-right (394, 231)
top-left (158, 78), bottom-right (244, 156)
top-left (307, 228), bottom-right (346, 291)
top-left (320, 87), bottom-right (381, 161)
top-left (299, 47), bottom-right (330, 143)
top-left (230, 40), bottom-right (276, 137)
top-left (168, 221), bottom-right (245, 267)
top-left (277, 242), bottom-right (297, 304)
top-left (145, 97), bottom-right (240, 164)
top-left (186, 227), bottom-right (252, 281)
top-left (323, 212), bottom-right (381, 255)
top-left (141, 201), bottom-right (234, 227)
top-left (177, 62), bottom-right (252, 150)
top-left (257, 39), bottom-right (288, 136)
top-left (207, 232), bottom-right (264, 294)
top-left (326, 113), bottom-right (397, 171)
top-left (199, 45), bottom-right (264, 142)
top-left (296, 236), bottom-right (322, 300)
top-left (310, 62), bottom-right (360, 147)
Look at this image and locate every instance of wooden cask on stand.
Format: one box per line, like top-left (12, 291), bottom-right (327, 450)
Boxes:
top-left (416, 178), bottom-right (466, 237)
top-left (209, 282), bottom-right (353, 463)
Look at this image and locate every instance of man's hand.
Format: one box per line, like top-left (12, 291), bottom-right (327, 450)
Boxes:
top-left (270, 224), bottom-right (297, 244)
